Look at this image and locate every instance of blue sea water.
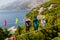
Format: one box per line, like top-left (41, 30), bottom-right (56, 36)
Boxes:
top-left (0, 10), bottom-right (29, 29)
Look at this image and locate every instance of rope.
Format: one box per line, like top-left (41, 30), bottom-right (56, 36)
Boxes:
top-left (0, 22), bottom-right (24, 26)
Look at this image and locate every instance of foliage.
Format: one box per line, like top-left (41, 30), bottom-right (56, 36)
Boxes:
top-left (0, 28), bottom-right (11, 40)
top-left (14, 26), bottom-right (23, 35)
top-left (1, 0), bottom-right (60, 40)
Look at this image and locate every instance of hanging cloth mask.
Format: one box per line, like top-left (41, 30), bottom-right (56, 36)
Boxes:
top-left (25, 17), bottom-right (31, 31)
top-left (33, 16), bottom-right (38, 30)
top-left (15, 18), bottom-right (18, 24)
top-left (4, 19), bottom-right (7, 26)
top-left (41, 19), bottom-right (46, 27)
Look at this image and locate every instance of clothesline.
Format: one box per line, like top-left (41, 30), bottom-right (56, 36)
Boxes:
top-left (0, 22), bottom-right (23, 26)
top-left (0, 14), bottom-right (57, 26)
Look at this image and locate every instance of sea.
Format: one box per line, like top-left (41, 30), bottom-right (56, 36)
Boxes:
top-left (0, 10), bottom-right (29, 29)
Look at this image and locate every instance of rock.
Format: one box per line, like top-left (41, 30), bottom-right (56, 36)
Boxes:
top-left (47, 4), bottom-right (55, 10)
top-left (38, 7), bottom-right (46, 14)
top-left (37, 14), bottom-right (42, 19)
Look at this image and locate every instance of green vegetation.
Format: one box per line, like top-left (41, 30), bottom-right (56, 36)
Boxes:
top-left (0, 28), bottom-right (11, 40)
top-left (14, 26), bottom-right (23, 35)
top-left (0, 0), bottom-right (60, 40)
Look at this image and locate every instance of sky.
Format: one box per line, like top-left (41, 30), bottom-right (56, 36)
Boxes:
top-left (0, 0), bottom-right (49, 10)
top-left (0, 0), bottom-right (29, 8)
top-left (0, 0), bottom-right (16, 7)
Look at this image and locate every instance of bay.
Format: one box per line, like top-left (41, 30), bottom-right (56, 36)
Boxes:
top-left (0, 10), bottom-right (29, 28)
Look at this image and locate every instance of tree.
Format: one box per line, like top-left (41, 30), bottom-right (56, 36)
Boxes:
top-left (15, 26), bottom-right (23, 35)
top-left (0, 27), bottom-right (5, 40)
top-left (3, 28), bottom-right (10, 38)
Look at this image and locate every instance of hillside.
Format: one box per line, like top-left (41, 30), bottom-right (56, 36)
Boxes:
top-left (0, 0), bottom-right (60, 40)
top-left (26, 0), bottom-right (59, 27)
top-left (25, 0), bottom-right (60, 40)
